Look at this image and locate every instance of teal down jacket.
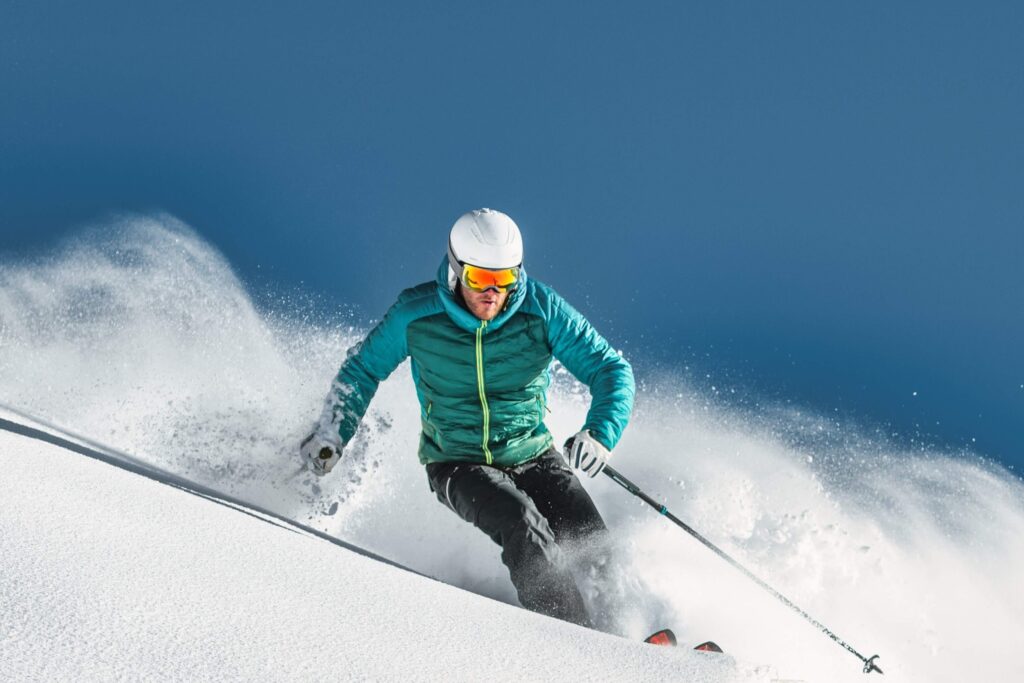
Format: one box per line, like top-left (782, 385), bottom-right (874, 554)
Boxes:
top-left (322, 257), bottom-right (634, 467)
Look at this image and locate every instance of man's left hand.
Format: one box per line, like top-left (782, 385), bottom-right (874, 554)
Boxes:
top-left (564, 430), bottom-right (611, 478)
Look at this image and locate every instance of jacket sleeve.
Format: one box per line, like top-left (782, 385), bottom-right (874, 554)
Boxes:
top-left (545, 291), bottom-right (635, 451)
top-left (318, 301), bottom-right (410, 445)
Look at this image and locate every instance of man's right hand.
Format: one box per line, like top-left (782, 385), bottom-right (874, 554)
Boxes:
top-left (300, 431), bottom-right (343, 476)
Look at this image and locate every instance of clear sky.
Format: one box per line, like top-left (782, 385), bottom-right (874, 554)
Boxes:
top-left (2, 2), bottom-right (1021, 468)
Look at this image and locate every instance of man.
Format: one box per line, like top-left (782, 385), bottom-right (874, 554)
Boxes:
top-left (301, 208), bottom-right (634, 628)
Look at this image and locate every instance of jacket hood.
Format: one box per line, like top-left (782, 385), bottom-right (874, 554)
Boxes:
top-left (435, 256), bottom-right (528, 333)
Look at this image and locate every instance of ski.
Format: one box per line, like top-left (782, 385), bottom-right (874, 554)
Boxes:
top-left (694, 641), bottom-right (724, 653)
top-left (644, 629), bottom-right (677, 646)
top-left (644, 630), bottom-right (724, 654)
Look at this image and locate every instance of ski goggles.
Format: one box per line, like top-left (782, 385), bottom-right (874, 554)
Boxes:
top-left (458, 263), bottom-right (521, 293)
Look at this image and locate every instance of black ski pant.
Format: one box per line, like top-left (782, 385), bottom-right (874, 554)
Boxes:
top-left (426, 448), bottom-right (607, 628)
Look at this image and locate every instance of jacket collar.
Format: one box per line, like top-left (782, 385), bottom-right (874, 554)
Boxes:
top-left (435, 256), bottom-right (527, 333)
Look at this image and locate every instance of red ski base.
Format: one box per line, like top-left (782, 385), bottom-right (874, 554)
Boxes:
top-left (644, 629), bottom-right (677, 646)
top-left (644, 630), bottom-right (724, 654)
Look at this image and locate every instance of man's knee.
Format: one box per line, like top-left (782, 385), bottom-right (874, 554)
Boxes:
top-left (515, 450), bottom-right (608, 542)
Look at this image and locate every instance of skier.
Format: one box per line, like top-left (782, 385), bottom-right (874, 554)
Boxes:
top-left (300, 208), bottom-right (634, 629)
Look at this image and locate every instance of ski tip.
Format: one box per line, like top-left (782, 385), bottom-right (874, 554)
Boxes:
top-left (643, 629), bottom-right (678, 647)
top-left (693, 641), bottom-right (724, 653)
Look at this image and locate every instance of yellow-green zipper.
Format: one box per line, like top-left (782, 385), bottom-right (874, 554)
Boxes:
top-left (475, 320), bottom-right (493, 464)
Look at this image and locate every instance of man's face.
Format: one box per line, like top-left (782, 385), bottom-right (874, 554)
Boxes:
top-left (460, 283), bottom-right (510, 321)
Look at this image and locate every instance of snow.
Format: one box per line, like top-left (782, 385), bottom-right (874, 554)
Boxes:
top-left (0, 418), bottom-right (744, 682)
top-left (3, 216), bottom-right (1024, 682)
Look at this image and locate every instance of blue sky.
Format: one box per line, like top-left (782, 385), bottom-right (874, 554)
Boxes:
top-left (2, 2), bottom-right (1021, 468)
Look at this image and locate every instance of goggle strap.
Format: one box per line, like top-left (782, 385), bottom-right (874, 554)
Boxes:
top-left (447, 240), bottom-right (464, 281)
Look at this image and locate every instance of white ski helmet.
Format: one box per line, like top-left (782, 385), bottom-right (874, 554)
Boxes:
top-left (447, 208), bottom-right (523, 271)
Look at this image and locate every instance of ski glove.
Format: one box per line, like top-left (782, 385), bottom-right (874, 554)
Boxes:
top-left (564, 430), bottom-right (611, 478)
top-left (300, 431), bottom-right (343, 476)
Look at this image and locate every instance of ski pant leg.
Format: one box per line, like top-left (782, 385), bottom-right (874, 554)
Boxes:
top-left (511, 449), bottom-right (641, 637)
top-left (426, 461), bottom-right (592, 627)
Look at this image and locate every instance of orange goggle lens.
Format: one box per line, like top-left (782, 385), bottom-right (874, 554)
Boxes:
top-left (461, 264), bottom-right (520, 293)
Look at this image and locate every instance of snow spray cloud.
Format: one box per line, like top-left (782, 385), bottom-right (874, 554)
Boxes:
top-left (1, 215), bottom-right (1021, 682)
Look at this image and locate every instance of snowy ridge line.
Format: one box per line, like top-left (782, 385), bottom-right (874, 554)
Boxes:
top-left (0, 403), bottom-right (424, 579)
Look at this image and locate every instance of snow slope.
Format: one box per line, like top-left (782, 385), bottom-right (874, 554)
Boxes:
top-left (0, 415), bottom-right (747, 682)
top-left (3, 216), bottom-right (1023, 681)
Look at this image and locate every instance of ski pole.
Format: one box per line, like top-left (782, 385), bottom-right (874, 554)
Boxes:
top-left (602, 464), bottom-right (883, 675)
